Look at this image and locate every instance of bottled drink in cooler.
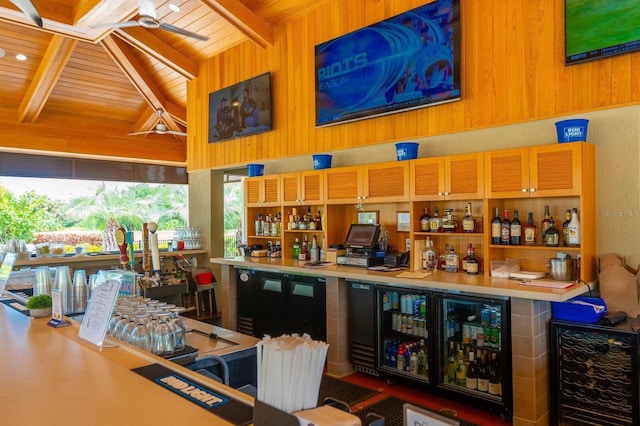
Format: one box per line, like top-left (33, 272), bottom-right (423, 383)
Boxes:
top-left (489, 352), bottom-right (502, 396)
top-left (466, 351), bottom-right (478, 390)
top-left (477, 352), bottom-right (489, 392)
top-left (446, 341), bottom-right (456, 383)
top-left (455, 348), bottom-right (467, 386)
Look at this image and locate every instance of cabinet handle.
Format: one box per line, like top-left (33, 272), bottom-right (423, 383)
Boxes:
top-left (522, 188), bottom-right (528, 193)
top-left (530, 188), bottom-right (536, 193)
top-left (438, 192), bottom-right (443, 196)
top-left (444, 192), bottom-right (449, 196)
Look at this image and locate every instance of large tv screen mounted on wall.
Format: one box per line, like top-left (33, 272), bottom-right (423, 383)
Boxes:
top-left (565, 0), bottom-right (640, 65)
top-left (208, 72), bottom-right (272, 143)
top-left (314, 0), bottom-right (461, 127)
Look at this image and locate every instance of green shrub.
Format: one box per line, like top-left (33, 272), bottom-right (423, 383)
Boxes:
top-left (25, 294), bottom-right (52, 309)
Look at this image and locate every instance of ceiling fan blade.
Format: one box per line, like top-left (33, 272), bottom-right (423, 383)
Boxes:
top-left (138, 0), bottom-right (157, 20)
top-left (127, 130), bottom-right (155, 136)
top-left (159, 23), bottom-right (209, 41)
top-left (93, 21), bottom-right (141, 30)
top-left (166, 130), bottom-right (188, 137)
top-left (9, 0), bottom-right (43, 28)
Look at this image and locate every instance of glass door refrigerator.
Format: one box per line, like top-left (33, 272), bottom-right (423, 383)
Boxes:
top-left (376, 285), bottom-right (434, 385)
top-left (436, 294), bottom-right (512, 418)
top-left (550, 319), bottom-right (639, 425)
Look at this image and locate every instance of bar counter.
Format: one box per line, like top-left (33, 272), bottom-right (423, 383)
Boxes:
top-left (0, 303), bottom-right (257, 425)
top-left (211, 256), bottom-right (593, 426)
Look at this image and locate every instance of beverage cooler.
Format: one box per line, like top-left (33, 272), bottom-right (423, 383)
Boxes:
top-left (437, 294), bottom-right (512, 417)
top-left (376, 285), bottom-right (434, 385)
top-left (550, 319), bottom-right (640, 425)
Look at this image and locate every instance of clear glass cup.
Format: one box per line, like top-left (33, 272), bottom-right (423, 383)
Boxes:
top-left (151, 313), bottom-right (175, 355)
top-left (119, 316), bottom-right (137, 341)
top-left (128, 314), bottom-right (152, 352)
top-left (107, 310), bottom-right (123, 336)
top-left (53, 265), bottom-right (73, 314)
top-left (112, 309), bottom-right (133, 339)
top-left (72, 269), bottom-right (88, 313)
top-left (33, 266), bottom-right (53, 297)
top-left (169, 307), bottom-right (187, 351)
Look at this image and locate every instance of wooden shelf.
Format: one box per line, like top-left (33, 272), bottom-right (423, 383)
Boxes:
top-left (14, 249), bottom-right (208, 267)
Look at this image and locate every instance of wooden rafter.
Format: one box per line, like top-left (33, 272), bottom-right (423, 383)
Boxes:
top-left (18, 34), bottom-right (78, 123)
top-left (133, 106), bottom-right (159, 134)
top-left (100, 34), bottom-right (185, 137)
top-left (115, 27), bottom-right (198, 80)
top-left (200, 0), bottom-right (274, 48)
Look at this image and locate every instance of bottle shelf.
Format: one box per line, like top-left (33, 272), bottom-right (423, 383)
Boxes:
top-left (488, 244), bottom-right (580, 251)
top-left (414, 232), bottom-right (484, 237)
top-left (284, 229), bottom-right (324, 233)
top-left (248, 235), bottom-right (282, 239)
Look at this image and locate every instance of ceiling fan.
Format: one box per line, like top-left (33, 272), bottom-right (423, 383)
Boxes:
top-left (128, 110), bottom-right (187, 137)
top-left (95, 0), bottom-right (209, 41)
top-left (10, 0), bottom-right (43, 27)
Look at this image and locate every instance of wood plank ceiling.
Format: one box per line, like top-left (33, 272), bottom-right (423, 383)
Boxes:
top-left (0, 0), bottom-right (320, 165)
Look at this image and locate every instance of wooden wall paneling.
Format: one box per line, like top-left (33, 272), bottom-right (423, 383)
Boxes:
top-left (505, 1), bottom-right (524, 121)
top-left (522, 0), bottom-right (539, 118)
top-left (492, 0), bottom-right (508, 125)
top-left (633, 55), bottom-right (640, 100)
top-left (610, 55), bottom-right (632, 104)
top-left (551, 0), bottom-right (570, 115)
top-left (461, 0), bottom-right (478, 129)
top-left (476, 2), bottom-right (495, 126)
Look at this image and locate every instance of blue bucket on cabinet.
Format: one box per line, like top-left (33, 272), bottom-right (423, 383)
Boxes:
top-left (395, 142), bottom-right (419, 161)
top-left (555, 119), bottom-right (589, 143)
top-left (247, 164), bottom-right (264, 177)
top-left (313, 154), bottom-right (332, 170)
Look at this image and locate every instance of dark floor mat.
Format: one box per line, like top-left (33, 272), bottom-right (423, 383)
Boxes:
top-left (354, 396), bottom-right (479, 426)
top-left (317, 375), bottom-right (380, 408)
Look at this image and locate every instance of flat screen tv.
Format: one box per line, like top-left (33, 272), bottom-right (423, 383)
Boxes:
top-left (314, 0), bottom-right (461, 127)
top-left (345, 223), bottom-right (381, 249)
top-left (208, 72), bottom-right (272, 143)
top-left (565, 0), bottom-right (640, 65)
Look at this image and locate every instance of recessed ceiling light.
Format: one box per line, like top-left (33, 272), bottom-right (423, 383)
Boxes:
top-left (0, 48), bottom-right (5, 58)
top-left (16, 54), bottom-right (27, 61)
top-left (169, 3), bottom-right (180, 13)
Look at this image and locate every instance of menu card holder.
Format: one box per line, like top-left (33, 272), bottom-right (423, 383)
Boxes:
top-left (253, 399), bottom-right (299, 426)
top-left (78, 279), bottom-right (121, 350)
top-left (47, 289), bottom-right (68, 328)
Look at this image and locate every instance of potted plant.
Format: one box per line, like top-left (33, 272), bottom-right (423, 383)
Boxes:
top-left (25, 294), bottom-right (52, 318)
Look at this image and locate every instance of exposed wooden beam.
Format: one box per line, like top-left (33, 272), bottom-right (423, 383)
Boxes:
top-left (100, 34), bottom-right (186, 137)
top-left (133, 106), bottom-right (159, 133)
top-left (18, 34), bottom-right (77, 123)
top-left (200, 0), bottom-right (273, 48)
top-left (165, 101), bottom-right (186, 126)
top-left (114, 27), bottom-right (198, 80)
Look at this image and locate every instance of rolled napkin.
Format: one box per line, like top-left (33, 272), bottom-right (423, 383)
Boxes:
top-left (256, 333), bottom-right (329, 413)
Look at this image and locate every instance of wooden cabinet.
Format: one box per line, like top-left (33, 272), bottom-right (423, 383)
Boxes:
top-left (281, 171), bottom-right (324, 205)
top-left (485, 143), bottom-right (586, 198)
top-left (324, 161), bottom-right (409, 204)
top-left (245, 175), bottom-right (281, 207)
top-left (410, 152), bottom-right (484, 201)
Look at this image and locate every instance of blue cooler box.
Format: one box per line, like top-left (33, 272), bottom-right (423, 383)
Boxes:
top-left (551, 296), bottom-right (607, 323)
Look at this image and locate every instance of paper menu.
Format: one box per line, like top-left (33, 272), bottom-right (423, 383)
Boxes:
top-left (78, 280), bottom-right (120, 348)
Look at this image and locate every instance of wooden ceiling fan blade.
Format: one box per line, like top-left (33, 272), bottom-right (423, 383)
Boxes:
top-left (9, 0), bottom-right (43, 28)
top-left (159, 23), bottom-right (209, 41)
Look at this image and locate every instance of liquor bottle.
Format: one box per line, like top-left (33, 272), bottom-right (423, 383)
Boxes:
top-left (541, 205), bottom-right (551, 234)
top-left (429, 207), bottom-right (442, 232)
top-left (442, 208), bottom-right (457, 232)
top-left (462, 202), bottom-right (475, 233)
top-left (466, 351), bottom-right (478, 390)
top-left (422, 237), bottom-right (438, 271)
top-left (510, 210), bottom-right (521, 245)
top-left (455, 349), bottom-right (467, 386)
top-left (420, 207), bottom-right (431, 232)
top-left (299, 235), bottom-right (309, 260)
top-left (310, 235), bottom-right (320, 262)
top-left (477, 353), bottom-right (489, 392)
top-left (543, 216), bottom-right (560, 247)
top-left (446, 341), bottom-right (456, 383)
top-left (500, 209), bottom-right (510, 245)
top-left (292, 238), bottom-right (301, 259)
top-left (523, 212), bottom-right (537, 246)
top-left (404, 345), bottom-right (411, 372)
top-left (409, 348), bottom-right (418, 374)
top-left (466, 247), bottom-right (479, 275)
top-left (417, 339), bottom-right (428, 376)
top-left (461, 243), bottom-right (472, 271)
top-left (568, 208), bottom-right (581, 247)
top-left (439, 244), bottom-right (449, 270)
top-left (491, 207), bottom-right (501, 244)
top-left (445, 246), bottom-right (459, 272)
top-left (562, 209), bottom-right (572, 246)
top-left (488, 353), bottom-right (502, 396)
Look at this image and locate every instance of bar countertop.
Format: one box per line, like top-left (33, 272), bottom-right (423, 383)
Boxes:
top-left (211, 256), bottom-right (593, 302)
top-left (0, 303), bottom-right (257, 425)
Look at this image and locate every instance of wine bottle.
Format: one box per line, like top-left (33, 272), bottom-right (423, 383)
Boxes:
top-left (488, 353), bottom-right (502, 396)
top-left (446, 341), bottom-right (456, 383)
top-left (455, 348), bottom-right (467, 386)
top-left (543, 216), bottom-right (560, 247)
top-left (523, 212), bottom-right (537, 246)
top-left (491, 207), bottom-right (501, 244)
top-left (420, 207), bottom-right (431, 231)
top-left (477, 352), bottom-right (489, 392)
top-left (510, 210), bottom-right (521, 245)
top-left (568, 208), bottom-right (581, 247)
top-left (466, 351), bottom-right (478, 390)
top-left (500, 209), bottom-right (510, 245)
top-left (562, 209), bottom-right (572, 247)
top-left (417, 339), bottom-right (428, 376)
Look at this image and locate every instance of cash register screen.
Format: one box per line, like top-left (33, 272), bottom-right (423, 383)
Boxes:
top-left (345, 224), bottom-right (380, 249)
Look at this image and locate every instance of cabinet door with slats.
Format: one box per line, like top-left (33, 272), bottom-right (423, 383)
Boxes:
top-left (281, 173), bottom-right (301, 205)
top-left (324, 166), bottom-right (361, 204)
top-left (529, 143), bottom-right (582, 197)
top-left (410, 157), bottom-right (445, 201)
top-left (261, 175), bottom-right (281, 206)
top-left (364, 161), bottom-right (409, 202)
top-left (485, 148), bottom-right (530, 198)
top-left (300, 170), bottom-right (324, 204)
top-left (245, 177), bottom-right (263, 206)
top-left (445, 152), bottom-right (485, 200)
